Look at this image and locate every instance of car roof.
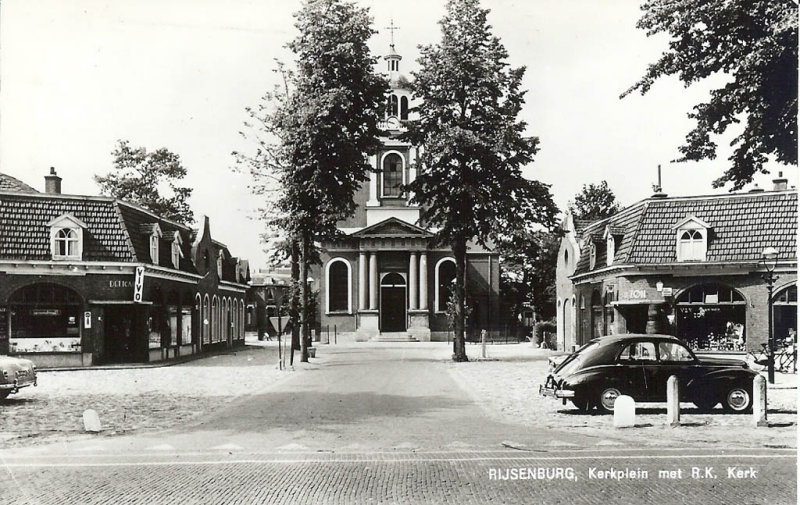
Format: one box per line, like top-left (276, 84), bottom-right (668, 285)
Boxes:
top-left (590, 334), bottom-right (683, 346)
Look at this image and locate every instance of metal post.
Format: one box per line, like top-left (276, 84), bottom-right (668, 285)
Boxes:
top-left (334, 324), bottom-right (337, 345)
top-left (277, 314), bottom-right (283, 370)
top-left (767, 279), bottom-right (775, 384)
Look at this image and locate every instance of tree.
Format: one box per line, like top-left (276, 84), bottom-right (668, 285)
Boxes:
top-left (95, 140), bottom-right (194, 225)
top-left (237, 0), bottom-right (387, 363)
top-left (498, 229), bottom-right (561, 330)
top-left (622, 0), bottom-right (798, 190)
top-left (568, 181), bottom-right (620, 221)
top-left (405, 0), bottom-right (558, 361)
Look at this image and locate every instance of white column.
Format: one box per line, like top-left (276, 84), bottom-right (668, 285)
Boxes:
top-left (358, 252), bottom-right (367, 310)
top-left (367, 158), bottom-right (379, 206)
top-left (369, 252), bottom-right (378, 310)
top-left (419, 252), bottom-right (428, 310)
top-left (409, 253), bottom-right (418, 310)
top-left (408, 163), bottom-right (417, 205)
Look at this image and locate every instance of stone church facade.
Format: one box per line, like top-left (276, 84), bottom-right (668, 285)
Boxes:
top-left (317, 43), bottom-right (500, 342)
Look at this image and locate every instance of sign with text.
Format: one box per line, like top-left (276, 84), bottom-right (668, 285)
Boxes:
top-left (84, 311), bottom-right (92, 329)
top-left (133, 267), bottom-right (145, 303)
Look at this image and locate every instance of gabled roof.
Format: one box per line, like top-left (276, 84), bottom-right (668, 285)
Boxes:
top-left (351, 217), bottom-right (432, 238)
top-left (671, 215), bottom-right (711, 230)
top-left (573, 190), bottom-right (798, 275)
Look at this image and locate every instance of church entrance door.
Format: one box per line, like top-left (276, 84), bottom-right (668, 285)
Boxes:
top-left (380, 272), bottom-right (407, 332)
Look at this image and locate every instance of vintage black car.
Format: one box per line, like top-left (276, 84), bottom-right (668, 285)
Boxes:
top-left (539, 334), bottom-right (758, 413)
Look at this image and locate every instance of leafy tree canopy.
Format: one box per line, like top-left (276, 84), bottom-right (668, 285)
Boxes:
top-left (568, 180), bottom-right (620, 221)
top-left (622, 0), bottom-right (798, 190)
top-left (95, 140), bottom-right (194, 225)
top-left (405, 0), bottom-right (558, 246)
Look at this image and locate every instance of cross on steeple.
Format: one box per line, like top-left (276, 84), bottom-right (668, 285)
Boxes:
top-left (385, 19), bottom-right (399, 48)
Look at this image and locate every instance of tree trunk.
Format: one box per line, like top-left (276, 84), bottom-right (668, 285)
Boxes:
top-left (290, 239), bottom-right (300, 351)
top-left (452, 238), bottom-right (468, 362)
top-left (289, 238), bottom-right (300, 366)
top-left (299, 232), bottom-right (309, 363)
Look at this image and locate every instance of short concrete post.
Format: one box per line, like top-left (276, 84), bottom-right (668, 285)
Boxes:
top-left (666, 375), bottom-right (680, 427)
top-left (753, 375), bottom-right (768, 427)
top-left (83, 409), bottom-right (102, 433)
top-left (613, 395), bottom-right (635, 428)
top-left (481, 329), bottom-right (487, 358)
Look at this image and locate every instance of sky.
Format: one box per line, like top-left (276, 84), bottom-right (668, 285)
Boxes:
top-left (1, 0), bottom-right (795, 267)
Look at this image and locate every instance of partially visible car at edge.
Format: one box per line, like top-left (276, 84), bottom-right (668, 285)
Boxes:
top-left (0, 355), bottom-right (37, 399)
top-left (539, 334), bottom-right (757, 413)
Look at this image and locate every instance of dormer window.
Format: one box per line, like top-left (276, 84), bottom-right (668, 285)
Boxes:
top-left (149, 234), bottom-right (159, 266)
top-left (217, 250), bottom-right (224, 279)
top-left (673, 216), bottom-right (711, 262)
top-left (48, 214), bottom-right (87, 260)
top-left (589, 243), bottom-right (597, 270)
top-left (606, 235), bottom-right (615, 266)
top-left (55, 229), bottom-right (79, 257)
top-left (171, 233), bottom-right (183, 269)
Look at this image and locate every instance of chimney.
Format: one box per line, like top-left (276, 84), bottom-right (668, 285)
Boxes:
top-left (44, 167), bottom-right (62, 194)
top-left (651, 164), bottom-right (667, 198)
top-left (773, 171), bottom-right (788, 191)
top-left (749, 183), bottom-right (764, 193)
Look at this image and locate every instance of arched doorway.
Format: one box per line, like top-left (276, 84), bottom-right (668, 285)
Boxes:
top-left (380, 272), bottom-right (407, 332)
top-left (773, 284), bottom-right (797, 344)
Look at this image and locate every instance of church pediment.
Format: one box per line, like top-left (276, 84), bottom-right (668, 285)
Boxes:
top-left (352, 217), bottom-right (431, 238)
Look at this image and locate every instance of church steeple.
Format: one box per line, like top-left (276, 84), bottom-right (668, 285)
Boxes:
top-left (384, 20), bottom-right (402, 73)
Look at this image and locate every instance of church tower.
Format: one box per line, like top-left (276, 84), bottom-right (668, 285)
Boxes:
top-left (315, 25), bottom-right (501, 344)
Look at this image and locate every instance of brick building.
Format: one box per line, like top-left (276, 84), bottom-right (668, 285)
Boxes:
top-left (0, 170), bottom-right (249, 367)
top-left (556, 178), bottom-right (797, 353)
top-left (317, 42), bottom-right (501, 342)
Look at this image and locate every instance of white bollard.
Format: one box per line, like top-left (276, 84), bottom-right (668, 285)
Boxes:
top-left (613, 395), bottom-right (636, 428)
top-left (481, 329), bottom-right (487, 359)
top-left (753, 375), bottom-right (768, 427)
top-left (667, 375), bottom-right (680, 427)
top-left (83, 409), bottom-right (102, 433)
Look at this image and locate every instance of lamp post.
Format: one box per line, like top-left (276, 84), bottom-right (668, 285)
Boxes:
top-left (274, 289), bottom-right (285, 371)
top-left (760, 247), bottom-right (779, 384)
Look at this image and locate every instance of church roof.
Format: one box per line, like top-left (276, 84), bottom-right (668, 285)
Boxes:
top-left (351, 217), bottom-right (432, 239)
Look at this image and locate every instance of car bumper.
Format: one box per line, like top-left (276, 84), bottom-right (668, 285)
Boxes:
top-left (539, 384), bottom-right (574, 399)
top-left (0, 376), bottom-right (37, 392)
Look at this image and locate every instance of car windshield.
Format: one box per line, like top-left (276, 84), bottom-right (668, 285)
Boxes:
top-left (555, 342), bottom-right (600, 376)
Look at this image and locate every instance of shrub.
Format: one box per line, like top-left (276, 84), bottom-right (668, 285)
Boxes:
top-left (534, 320), bottom-right (557, 348)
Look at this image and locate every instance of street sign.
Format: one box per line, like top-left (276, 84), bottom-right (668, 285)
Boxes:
top-left (84, 311), bottom-right (92, 329)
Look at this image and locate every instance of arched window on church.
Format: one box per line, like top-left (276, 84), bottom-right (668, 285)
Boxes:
top-left (388, 95), bottom-right (398, 117)
top-left (400, 96), bottom-right (408, 120)
top-left (327, 259), bottom-right (351, 313)
top-left (436, 258), bottom-right (457, 312)
top-left (382, 153), bottom-right (403, 197)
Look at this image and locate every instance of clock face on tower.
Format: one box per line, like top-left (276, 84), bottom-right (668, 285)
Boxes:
top-left (386, 116), bottom-right (400, 130)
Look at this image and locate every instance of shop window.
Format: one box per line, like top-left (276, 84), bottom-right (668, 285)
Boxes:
top-left (326, 258), bottom-right (351, 313)
top-left (676, 283), bottom-right (746, 350)
top-left (8, 283), bottom-right (82, 353)
top-left (435, 258), bottom-right (457, 312)
top-left (382, 153), bottom-right (404, 197)
top-left (773, 284), bottom-right (798, 346)
top-left (48, 214), bottom-right (87, 260)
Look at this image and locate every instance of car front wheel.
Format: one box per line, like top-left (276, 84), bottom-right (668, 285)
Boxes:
top-left (598, 387), bottom-right (622, 413)
top-left (722, 385), bottom-right (752, 413)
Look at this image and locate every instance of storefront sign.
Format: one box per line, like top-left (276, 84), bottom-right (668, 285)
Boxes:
top-left (32, 309), bottom-right (60, 316)
top-left (133, 267), bottom-right (145, 303)
top-left (620, 289), bottom-right (648, 300)
top-left (662, 287), bottom-right (673, 297)
top-left (84, 311), bottom-right (92, 329)
top-left (109, 280), bottom-right (134, 288)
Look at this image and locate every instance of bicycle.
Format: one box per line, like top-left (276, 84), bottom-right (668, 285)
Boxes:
top-left (746, 343), bottom-right (770, 372)
top-left (775, 342), bottom-right (797, 373)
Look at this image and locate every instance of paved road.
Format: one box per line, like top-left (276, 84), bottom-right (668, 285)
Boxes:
top-left (1, 344), bottom-right (795, 504)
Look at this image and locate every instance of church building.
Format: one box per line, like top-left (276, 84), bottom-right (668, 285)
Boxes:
top-left (317, 41), bottom-right (501, 342)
